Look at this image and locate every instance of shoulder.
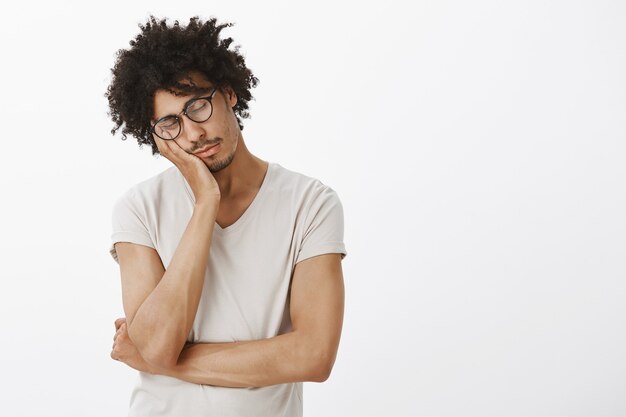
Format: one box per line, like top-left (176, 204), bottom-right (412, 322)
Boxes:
top-left (269, 163), bottom-right (344, 232)
top-left (271, 162), bottom-right (341, 202)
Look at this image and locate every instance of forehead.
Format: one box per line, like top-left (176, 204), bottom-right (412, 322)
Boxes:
top-left (152, 71), bottom-right (215, 122)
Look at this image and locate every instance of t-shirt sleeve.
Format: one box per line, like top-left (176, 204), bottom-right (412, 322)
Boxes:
top-left (109, 190), bottom-right (155, 264)
top-left (295, 185), bottom-right (348, 265)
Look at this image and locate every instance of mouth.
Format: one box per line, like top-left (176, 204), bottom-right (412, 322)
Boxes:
top-left (194, 143), bottom-right (220, 155)
top-left (194, 143), bottom-right (221, 158)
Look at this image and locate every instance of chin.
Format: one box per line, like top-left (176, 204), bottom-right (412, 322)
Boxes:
top-left (207, 151), bottom-right (235, 173)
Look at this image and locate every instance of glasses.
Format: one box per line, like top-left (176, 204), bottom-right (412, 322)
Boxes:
top-left (150, 86), bottom-right (219, 140)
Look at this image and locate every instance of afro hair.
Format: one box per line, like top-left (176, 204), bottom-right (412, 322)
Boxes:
top-left (105, 15), bottom-right (259, 155)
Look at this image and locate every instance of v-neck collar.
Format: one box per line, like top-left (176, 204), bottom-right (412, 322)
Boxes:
top-left (178, 161), bottom-right (274, 235)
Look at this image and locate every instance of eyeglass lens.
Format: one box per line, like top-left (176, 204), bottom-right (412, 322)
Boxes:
top-left (153, 98), bottom-right (213, 140)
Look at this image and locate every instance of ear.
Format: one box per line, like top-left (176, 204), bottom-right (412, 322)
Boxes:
top-left (222, 84), bottom-right (238, 108)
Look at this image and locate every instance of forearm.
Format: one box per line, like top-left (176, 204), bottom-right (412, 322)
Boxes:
top-left (129, 202), bottom-right (218, 367)
top-left (155, 331), bottom-right (327, 388)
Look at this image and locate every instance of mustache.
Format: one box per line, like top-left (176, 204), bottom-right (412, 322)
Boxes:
top-left (192, 139), bottom-right (221, 152)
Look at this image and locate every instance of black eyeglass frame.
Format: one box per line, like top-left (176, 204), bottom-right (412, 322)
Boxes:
top-left (149, 85), bottom-right (220, 140)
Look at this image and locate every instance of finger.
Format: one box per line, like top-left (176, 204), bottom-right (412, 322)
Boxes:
top-left (114, 322), bottom-right (128, 338)
top-left (114, 318), bottom-right (125, 330)
top-left (157, 134), bottom-right (178, 154)
top-left (166, 138), bottom-right (189, 160)
top-left (153, 133), bottom-right (177, 159)
top-left (153, 133), bottom-right (167, 155)
top-left (153, 134), bottom-right (197, 169)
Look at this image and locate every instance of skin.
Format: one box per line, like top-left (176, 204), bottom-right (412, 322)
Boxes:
top-left (110, 70), bottom-right (345, 388)
top-left (149, 70), bottom-right (269, 226)
top-left (111, 251), bottom-right (344, 387)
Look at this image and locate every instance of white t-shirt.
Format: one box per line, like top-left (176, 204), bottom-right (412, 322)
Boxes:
top-left (109, 161), bottom-right (347, 417)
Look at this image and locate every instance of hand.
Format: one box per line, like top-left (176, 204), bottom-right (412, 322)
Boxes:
top-left (111, 317), bottom-right (155, 374)
top-left (153, 135), bottom-right (221, 206)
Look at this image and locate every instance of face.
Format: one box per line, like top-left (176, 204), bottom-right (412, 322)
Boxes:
top-left (151, 71), bottom-right (240, 173)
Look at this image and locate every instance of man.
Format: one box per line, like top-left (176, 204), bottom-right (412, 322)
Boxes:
top-left (105, 15), bottom-right (347, 417)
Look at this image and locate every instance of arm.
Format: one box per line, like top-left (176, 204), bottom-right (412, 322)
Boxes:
top-left (116, 201), bottom-right (218, 368)
top-left (156, 252), bottom-right (345, 388)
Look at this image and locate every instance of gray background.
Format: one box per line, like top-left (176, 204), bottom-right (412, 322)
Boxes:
top-left (0, 0), bottom-right (624, 416)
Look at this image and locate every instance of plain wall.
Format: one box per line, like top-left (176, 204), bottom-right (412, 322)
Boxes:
top-left (0, 0), bottom-right (624, 416)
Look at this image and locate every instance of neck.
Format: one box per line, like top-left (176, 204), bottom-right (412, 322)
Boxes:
top-left (211, 134), bottom-right (268, 199)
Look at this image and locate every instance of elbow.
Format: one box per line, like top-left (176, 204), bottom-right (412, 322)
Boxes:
top-left (141, 346), bottom-right (179, 371)
top-left (310, 368), bottom-right (331, 383)
top-left (294, 332), bottom-right (338, 383)
top-left (145, 353), bottom-right (177, 372)
top-left (127, 326), bottom-right (180, 371)
top-left (131, 338), bottom-right (178, 372)
top-left (306, 350), bottom-right (335, 383)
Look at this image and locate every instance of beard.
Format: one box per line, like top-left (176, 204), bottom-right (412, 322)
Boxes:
top-left (205, 122), bottom-right (240, 173)
top-left (207, 149), bottom-right (235, 173)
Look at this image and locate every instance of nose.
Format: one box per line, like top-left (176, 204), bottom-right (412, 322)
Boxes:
top-left (179, 115), bottom-right (206, 149)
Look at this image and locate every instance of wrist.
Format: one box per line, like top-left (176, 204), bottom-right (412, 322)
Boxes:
top-left (147, 360), bottom-right (174, 377)
top-left (194, 200), bottom-right (220, 215)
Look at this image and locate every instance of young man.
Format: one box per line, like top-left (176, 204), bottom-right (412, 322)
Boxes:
top-left (105, 15), bottom-right (347, 417)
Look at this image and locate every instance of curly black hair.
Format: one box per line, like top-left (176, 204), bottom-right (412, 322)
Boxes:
top-left (105, 15), bottom-right (259, 155)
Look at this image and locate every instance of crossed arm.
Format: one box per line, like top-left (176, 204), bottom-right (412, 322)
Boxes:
top-left (111, 252), bottom-right (345, 388)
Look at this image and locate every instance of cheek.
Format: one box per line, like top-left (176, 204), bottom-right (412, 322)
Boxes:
top-left (224, 119), bottom-right (238, 143)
